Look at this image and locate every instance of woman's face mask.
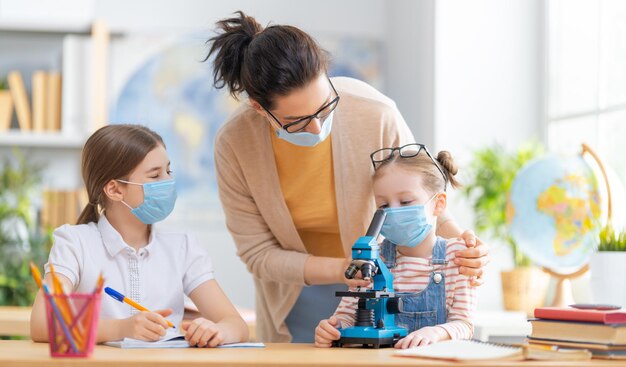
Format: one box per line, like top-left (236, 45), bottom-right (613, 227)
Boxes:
top-left (274, 111), bottom-right (334, 147)
top-left (380, 194), bottom-right (438, 248)
top-left (261, 75), bottom-right (340, 147)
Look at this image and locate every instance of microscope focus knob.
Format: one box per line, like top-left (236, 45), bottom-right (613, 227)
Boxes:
top-left (386, 297), bottom-right (404, 314)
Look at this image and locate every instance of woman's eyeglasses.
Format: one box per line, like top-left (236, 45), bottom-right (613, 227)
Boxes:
top-left (370, 143), bottom-right (448, 189)
top-left (262, 78), bottom-right (340, 133)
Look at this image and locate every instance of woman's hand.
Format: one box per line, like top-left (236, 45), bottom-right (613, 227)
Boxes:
top-left (314, 316), bottom-right (341, 348)
top-left (338, 258), bottom-right (372, 288)
top-left (121, 309), bottom-right (172, 341)
top-left (394, 326), bottom-right (447, 349)
top-left (454, 230), bottom-right (489, 286)
top-left (183, 317), bottom-right (227, 348)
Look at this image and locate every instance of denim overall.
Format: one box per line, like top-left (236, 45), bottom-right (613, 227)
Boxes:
top-left (380, 237), bottom-right (448, 332)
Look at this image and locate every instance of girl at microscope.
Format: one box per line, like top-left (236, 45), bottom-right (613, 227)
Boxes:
top-left (314, 143), bottom-right (475, 349)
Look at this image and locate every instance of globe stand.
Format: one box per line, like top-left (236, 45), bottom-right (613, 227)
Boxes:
top-left (542, 265), bottom-right (589, 307)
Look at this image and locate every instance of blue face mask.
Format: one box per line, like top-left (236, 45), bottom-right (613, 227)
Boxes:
top-left (380, 194), bottom-right (437, 248)
top-left (275, 111), bottom-right (334, 147)
top-left (118, 178), bottom-right (177, 224)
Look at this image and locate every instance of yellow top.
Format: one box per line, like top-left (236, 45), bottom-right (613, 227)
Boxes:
top-left (270, 128), bottom-right (344, 258)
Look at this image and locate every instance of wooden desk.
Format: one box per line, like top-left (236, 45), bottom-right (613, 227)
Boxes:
top-left (0, 341), bottom-right (623, 367)
top-left (0, 307), bottom-right (31, 337)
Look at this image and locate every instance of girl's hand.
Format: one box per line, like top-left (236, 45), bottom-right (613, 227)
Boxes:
top-left (122, 309), bottom-right (172, 341)
top-left (183, 317), bottom-right (226, 347)
top-left (454, 230), bottom-right (489, 286)
top-left (314, 316), bottom-right (341, 348)
top-left (394, 326), bottom-right (446, 349)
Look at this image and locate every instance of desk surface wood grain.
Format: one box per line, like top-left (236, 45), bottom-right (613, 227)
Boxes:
top-left (0, 341), bottom-right (624, 367)
top-left (0, 307), bottom-right (31, 337)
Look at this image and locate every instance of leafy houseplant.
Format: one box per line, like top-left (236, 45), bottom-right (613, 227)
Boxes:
top-left (0, 150), bottom-right (50, 307)
top-left (462, 143), bottom-right (547, 314)
top-left (590, 225), bottom-right (626, 307)
top-left (462, 143), bottom-right (543, 267)
top-left (597, 225), bottom-right (626, 251)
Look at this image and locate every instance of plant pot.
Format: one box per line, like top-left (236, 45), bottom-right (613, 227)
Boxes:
top-left (500, 267), bottom-right (549, 316)
top-left (0, 91), bottom-right (13, 130)
top-left (590, 252), bottom-right (626, 307)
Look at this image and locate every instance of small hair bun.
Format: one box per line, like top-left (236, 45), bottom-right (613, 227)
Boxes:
top-left (437, 151), bottom-right (458, 176)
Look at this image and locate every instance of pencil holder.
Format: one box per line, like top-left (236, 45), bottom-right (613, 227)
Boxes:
top-left (44, 293), bottom-right (101, 357)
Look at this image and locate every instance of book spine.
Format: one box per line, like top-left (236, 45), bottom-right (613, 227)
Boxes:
top-left (0, 91), bottom-right (13, 130)
top-left (32, 70), bottom-right (48, 132)
top-left (46, 72), bottom-right (62, 132)
top-left (7, 70), bottom-right (32, 131)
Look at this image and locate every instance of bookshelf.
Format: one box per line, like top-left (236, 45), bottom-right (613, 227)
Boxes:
top-left (0, 131), bottom-right (85, 148)
top-left (0, 20), bottom-right (111, 147)
top-left (0, 20), bottom-right (113, 191)
top-left (0, 20), bottom-right (93, 35)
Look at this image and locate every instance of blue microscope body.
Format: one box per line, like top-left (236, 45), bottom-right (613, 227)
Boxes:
top-left (333, 209), bottom-right (408, 348)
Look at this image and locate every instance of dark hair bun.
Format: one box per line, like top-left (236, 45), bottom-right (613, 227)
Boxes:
top-left (206, 11), bottom-right (264, 96)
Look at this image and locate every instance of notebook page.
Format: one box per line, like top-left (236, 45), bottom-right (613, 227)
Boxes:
top-left (395, 339), bottom-right (524, 361)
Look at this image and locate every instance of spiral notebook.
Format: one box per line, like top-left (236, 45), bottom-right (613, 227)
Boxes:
top-left (395, 339), bottom-right (592, 362)
top-left (104, 329), bottom-right (264, 349)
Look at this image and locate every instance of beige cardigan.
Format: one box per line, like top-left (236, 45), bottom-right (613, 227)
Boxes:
top-left (214, 77), bottom-right (445, 342)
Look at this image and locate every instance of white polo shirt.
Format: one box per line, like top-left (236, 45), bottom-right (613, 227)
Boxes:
top-left (44, 214), bottom-right (214, 327)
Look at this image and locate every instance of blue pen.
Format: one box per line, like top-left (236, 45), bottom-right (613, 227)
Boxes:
top-left (43, 284), bottom-right (79, 353)
top-left (104, 287), bottom-right (175, 328)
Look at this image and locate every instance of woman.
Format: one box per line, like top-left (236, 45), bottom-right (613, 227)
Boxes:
top-left (206, 11), bottom-right (488, 343)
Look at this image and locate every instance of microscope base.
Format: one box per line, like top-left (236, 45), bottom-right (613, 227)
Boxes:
top-left (332, 336), bottom-right (401, 349)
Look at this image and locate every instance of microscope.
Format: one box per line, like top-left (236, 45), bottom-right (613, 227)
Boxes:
top-left (333, 209), bottom-right (408, 348)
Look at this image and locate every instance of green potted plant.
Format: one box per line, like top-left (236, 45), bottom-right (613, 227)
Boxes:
top-left (0, 150), bottom-right (49, 307)
top-left (0, 77), bottom-right (13, 130)
top-left (462, 143), bottom-right (549, 314)
top-left (590, 224), bottom-right (626, 307)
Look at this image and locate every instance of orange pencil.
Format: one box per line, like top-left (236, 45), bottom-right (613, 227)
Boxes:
top-left (49, 264), bottom-right (85, 348)
top-left (29, 262), bottom-right (43, 289)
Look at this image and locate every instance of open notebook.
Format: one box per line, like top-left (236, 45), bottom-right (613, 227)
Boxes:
top-left (104, 329), bottom-right (264, 349)
top-left (395, 339), bottom-right (591, 362)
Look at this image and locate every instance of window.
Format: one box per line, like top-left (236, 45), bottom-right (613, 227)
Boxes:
top-left (546, 0), bottom-right (626, 192)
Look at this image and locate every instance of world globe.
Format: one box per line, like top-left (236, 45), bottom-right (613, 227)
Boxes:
top-left (506, 153), bottom-right (603, 271)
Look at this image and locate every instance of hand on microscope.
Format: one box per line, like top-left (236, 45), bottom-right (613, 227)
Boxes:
top-left (339, 257), bottom-right (372, 289)
top-left (314, 316), bottom-right (341, 348)
top-left (394, 326), bottom-right (448, 349)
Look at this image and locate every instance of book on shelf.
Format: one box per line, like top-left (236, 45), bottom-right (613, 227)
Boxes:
top-left (46, 72), bottom-right (62, 131)
top-left (535, 306), bottom-right (626, 324)
top-left (394, 339), bottom-right (590, 362)
top-left (31, 70), bottom-right (47, 132)
top-left (0, 90), bottom-right (13, 131)
top-left (7, 70), bottom-right (31, 131)
top-left (40, 189), bottom-right (87, 229)
top-left (5, 69), bottom-right (63, 134)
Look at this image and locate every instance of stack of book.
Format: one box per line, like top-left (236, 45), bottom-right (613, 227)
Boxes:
top-left (1, 70), bottom-right (62, 132)
top-left (529, 306), bottom-right (626, 360)
top-left (40, 189), bottom-right (88, 230)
